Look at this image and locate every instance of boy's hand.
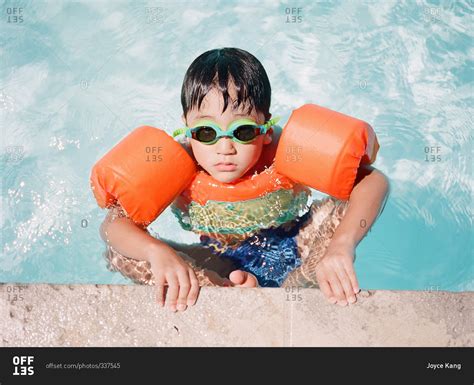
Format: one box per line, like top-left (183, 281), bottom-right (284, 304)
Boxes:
top-left (148, 244), bottom-right (200, 312)
top-left (314, 240), bottom-right (360, 306)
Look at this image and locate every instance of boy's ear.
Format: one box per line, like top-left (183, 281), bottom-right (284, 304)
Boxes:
top-left (181, 114), bottom-right (186, 125)
top-left (263, 112), bottom-right (273, 145)
top-left (263, 129), bottom-right (273, 145)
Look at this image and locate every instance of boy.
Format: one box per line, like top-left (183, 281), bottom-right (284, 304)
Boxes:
top-left (101, 47), bottom-right (389, 312)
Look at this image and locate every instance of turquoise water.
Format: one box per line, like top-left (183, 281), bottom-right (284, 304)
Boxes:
top-left (1, 0), bottom-right (472, 290)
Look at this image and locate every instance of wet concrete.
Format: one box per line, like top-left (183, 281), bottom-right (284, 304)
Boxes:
top-left (0, 284), bottom-right (472, 347)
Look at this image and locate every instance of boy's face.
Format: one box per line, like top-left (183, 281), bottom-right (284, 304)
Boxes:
top-left (182, 84), bottom-right (272, 183)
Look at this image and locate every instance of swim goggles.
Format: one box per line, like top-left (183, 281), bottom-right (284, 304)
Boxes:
top-left (172, 116), bottom-right (281, 145)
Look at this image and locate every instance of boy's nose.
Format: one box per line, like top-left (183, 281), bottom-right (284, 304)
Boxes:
top-left (216, 137), bottom-right (236, 154)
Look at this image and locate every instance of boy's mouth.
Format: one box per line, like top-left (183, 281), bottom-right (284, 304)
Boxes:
top-left (214, 162), bottom-right (237, 171)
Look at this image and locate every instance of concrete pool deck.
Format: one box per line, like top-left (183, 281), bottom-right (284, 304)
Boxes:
top-left (0, 284), bottom-right (472, 347)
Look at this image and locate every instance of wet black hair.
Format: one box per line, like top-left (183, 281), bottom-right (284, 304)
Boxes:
top-left (181, 47), bottom-right (272, 122)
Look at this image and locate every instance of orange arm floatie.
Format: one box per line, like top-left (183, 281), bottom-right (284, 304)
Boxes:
top-left (90, 126), bottom-right (197, 226)
top-left (275, 104), bottom-right (379, 200)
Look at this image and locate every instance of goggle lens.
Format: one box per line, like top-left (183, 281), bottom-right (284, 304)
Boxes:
top-left (195, 126), bottom-right (217, 143)
top-left (234, 125), bottom-right (258, 142)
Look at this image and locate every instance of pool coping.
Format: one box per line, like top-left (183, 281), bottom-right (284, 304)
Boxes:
top-left (1, 283), bottom-right (472, 347)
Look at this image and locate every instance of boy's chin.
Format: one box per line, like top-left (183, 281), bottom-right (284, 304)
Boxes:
top-left (210, 170), bottom-right (243, 184)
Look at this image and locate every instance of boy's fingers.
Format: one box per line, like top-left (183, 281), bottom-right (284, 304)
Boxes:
top-left (187, 269), bottom-right (200, 306)
top-left (176, 268), bottom-right (191, 311)
top-left (327, 271), bottom-right (347, 305)
top-left (344, 262), bottom-right (360, 294)
top-left (336, 268), bottom-right (357, 304)
top-left (154, 273), bottom-right (166, 307)
top-left (318, 279), bottom-right (336, 304)
top-left (165, 275), bottom-right (179, 311)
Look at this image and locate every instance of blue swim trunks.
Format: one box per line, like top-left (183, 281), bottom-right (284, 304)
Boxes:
top-left (199, 210), bottom-right (312, 287)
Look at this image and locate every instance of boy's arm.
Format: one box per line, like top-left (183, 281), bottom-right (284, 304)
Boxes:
top-left (100, 205), bottom-right (201, 312)
top-left (315, 165), bottom-right (390, 305)
top-left (99, 205), bottom-right (172, 262)
top-left (331, 165), bottom-right (390, 247)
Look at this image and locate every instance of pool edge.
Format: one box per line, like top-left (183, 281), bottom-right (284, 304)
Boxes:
top-left (1, 284), bottom-right (472, 347)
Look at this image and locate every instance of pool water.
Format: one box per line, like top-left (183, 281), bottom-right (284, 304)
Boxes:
top-left (1, 0), bottom-right (472, 290)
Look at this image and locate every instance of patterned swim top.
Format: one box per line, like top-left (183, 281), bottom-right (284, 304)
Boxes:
top-left (171, 182), bottom-right (312, 249)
